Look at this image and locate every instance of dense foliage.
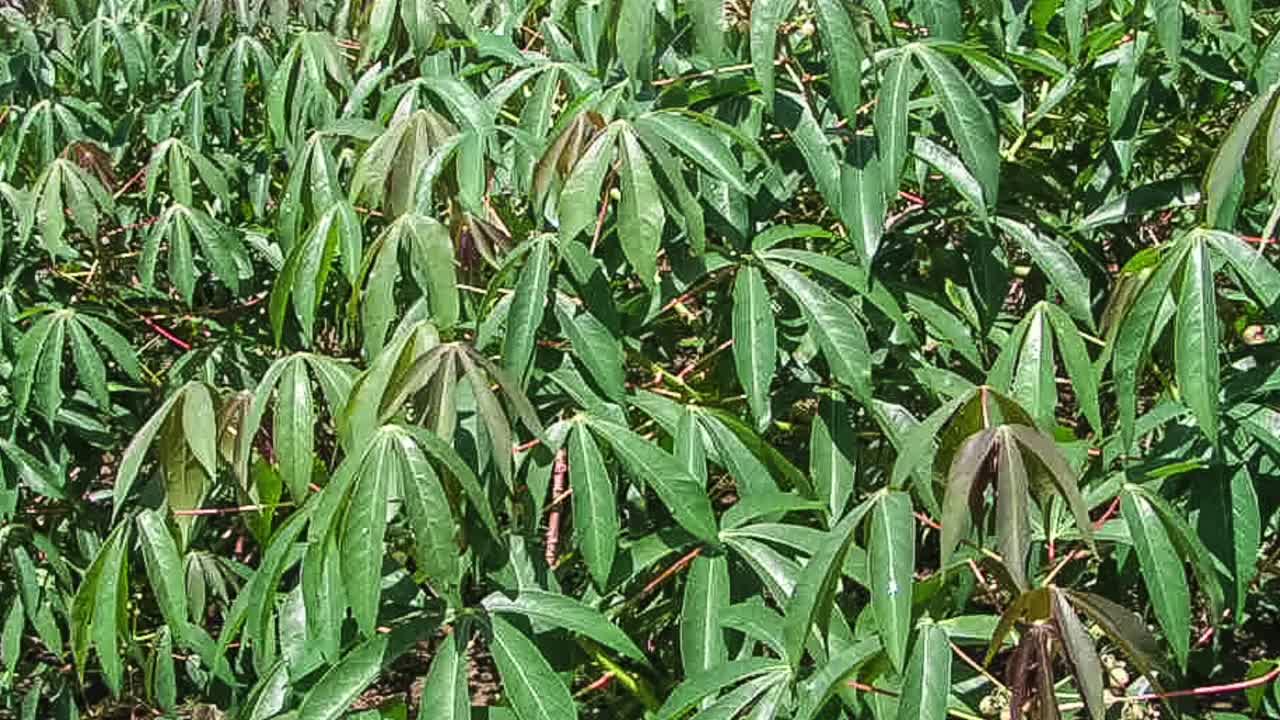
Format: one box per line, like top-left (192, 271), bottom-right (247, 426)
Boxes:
top-left (3, 0), bottom-right (1280, 717)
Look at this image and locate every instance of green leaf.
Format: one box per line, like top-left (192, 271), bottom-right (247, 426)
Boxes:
top-left (1203, 91), bottom-right (1272, 229)
top-left (656, 658), bottom-right (789, 720)
top-left (1112, 242), bottom-right (1188, 447)
top-left (397, 434), bottom-right (460, 590)
top-left (114, 389), bottom-right (187, 517)
top-left (869, 490), bottom-right (915, 671)
top-left (617, 127), bottom-right (664, 287)
top-left (634, 113), bottom-right (750, 196)
top-left (296, 622), bottom-right (432, 720)
top-left (489, 614), bottom-right (578, 720)
top-left (275, 358), bottom-right (315, 500)
top-left (556, 301), bottom-right (626, 403)
top-left (764, 262), bottom-right (871, 399)
top-left (1175, 238), bottom-right (1219, 443)
top-left (751, 0), bottom-right (799, 107)
top-left (136, 510), bottom-right (189, 636)
top-left (70, 522), bottom-right (129, 696)
top-left (1195, 465), bottom-right (1261, 625)
top-left (876, 52), bottom-right (917, 198)
top-left (810, 395), bottom-right (856, 518)
top-left (342, 434), bottom-right (395, 637)
top-left (895, 623), bottom-right (951, 720)
top-left (1080, 178), bottom-right (1201, 230)
top-left (421, 629), bottom-right (468, 720)
top-left (813, 0), bottom-right (862, 121)
top-left (1121, 489), bottom-right (1190, 670)
top-left (840, 138), bottom-right (885, 264)
top-left (484, 590), bottom-right (644, 661)
top-left (558, 125), bottom-right (619, 242)
top-left (913, 45), bottom-right (1000, 205)
top-left (568, 424), bottom-right (619, 589)
top-left (733, 266), bottom-right (776, 430)
top-left (1042, 304), bottom-right (1103, 433)
top-left (503, 237), bottom-right (552, 383)
top-left (616, 0), bottom-right (654, 83)
top-left (682, 554), bottom-right (730, 675)
top-left (782, 512), bottom-right (860, 669)
top-left (586, 417), bottom-right (718, 542)
top-left (1150, 0), bottom-right (1183, 67)
top-left (996, 218), bottom-right (1093, 328)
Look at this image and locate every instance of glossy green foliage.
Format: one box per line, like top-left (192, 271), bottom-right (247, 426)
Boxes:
top-left (2, 0), bottom-right (1280, 718)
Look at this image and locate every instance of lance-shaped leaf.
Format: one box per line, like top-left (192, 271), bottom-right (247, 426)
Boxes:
top-left (895, 623), bottom-right (951, 720)
top-left (421, 627), bottom-right (468, 720)
top-left (813, 0), bottom-right (862, 121)
top-left (656, 657), bottom-right (789, 719)
top-left (682, 554), bottom-right (730, 676)
top-left (869, 490), bottom-right (915, 671)
top-left (939, 427), bottom-right (997, 571)
top-left (996, 218), bottom-right (1093, 328)
top-left (484, 590), bottom-right (644, 661)
top-left (586, 417), bottom-right (718, 542)
top-left (1051, 587), bottom-right (1105, 720)
top-left (296, 621), bottom-right (433, 720)
top-left (70, 522), bottom-right (130, 696)
top-left (1175, 237), bottom-right (1219, 443)
top-left (810, 394), bottom-right (856, 518)
top-left (503, 236), bottom-right (552, 383)
top-left (995, 430), bottom-right (1032, 591)
top-left (568, 423), bottom-right (619, 588)
top-left (1065, 590), bottom-right (1175, 701)
top-left (616, 127), bottom-right (664, 287)
top-left (1121, 488), bottom-right (1191, 669)
top-left (782, 511), bottom-right (860, 669)
top-left (913, 45), bottom-right (1000, 205)
top-left (751, 0), bottom-right (800, 107)
top-left (733, 266), bottom-right (776, 431)
top-left (489, 613), bottom-right (578, 720)
top-left (764, 261), bottom-right (872, 399)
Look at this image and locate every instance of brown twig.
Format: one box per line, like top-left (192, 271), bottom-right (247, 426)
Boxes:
top-left (142, 316), bottom-right (192, 351)
top-left (638, 547), bottom-right (702, 597)
top-left (1125, 663), bottom-right (1280, 703)
top-left (574, 672), bottom-right (615, 697)
top-left (545, 449), bottom-right (568, 566)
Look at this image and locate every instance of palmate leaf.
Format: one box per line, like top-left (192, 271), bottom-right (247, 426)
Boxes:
top-left (143, 138), bottom-right (230, 208)
top-left (267, 31), bottom-right (353, 147)
top-left (32, 157), bottom-right (114, 257)
top-left (351, 213), bottom-right (459, 357)
top-left (141, 203), bottom-right (248, 304)
top-left (349, 109), bottom-right (460, 218)
top-left (270, 201), bottom-right (363, 345)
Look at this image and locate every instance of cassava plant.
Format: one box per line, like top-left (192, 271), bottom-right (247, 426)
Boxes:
top-left (2, 0), bottom-right (1280, 718)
